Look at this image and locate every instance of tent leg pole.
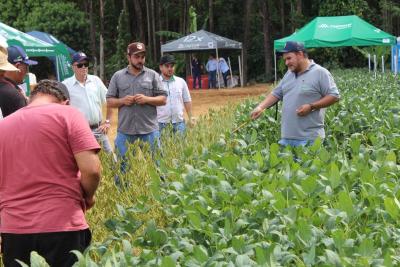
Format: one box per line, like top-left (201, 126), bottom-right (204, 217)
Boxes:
top-left (216, 48), bottom-right (220, 89)
top-left (374, 54), bottom-right (377, 79)
top-left (190, 54), bottom-right (193, 77)
top-left (396, 47), bottom-right (398, 76)
top-left (274, 50), bottom-right (277, 82)
top-left (368, 54), bottom-right (371, 72)
top-left (241, 49), bottom-right (244, 87)
top-left (56, 56), bottom-right (60, 81)
top-left (228, 57), bottom-right (233, 88)
top-left (238, 55), bottom-right (242, 87)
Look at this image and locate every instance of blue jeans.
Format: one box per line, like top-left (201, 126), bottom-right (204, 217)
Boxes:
top-left (114, 131), bottom-right (160, 176)
top-left (278, 138), bottom-right (314, 147)
top-left (159, 121), bottom-right (186, 134)
top-left (208, 70), bottom-right (217, 88)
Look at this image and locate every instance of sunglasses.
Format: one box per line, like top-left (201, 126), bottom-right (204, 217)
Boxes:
top-left (75, 62), bottom-right (89, 68)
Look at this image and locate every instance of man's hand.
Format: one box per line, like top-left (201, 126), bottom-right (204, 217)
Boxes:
top-left (84, 196), bottom-right (96, 211)
top-left (134, 94), bottom-right (149, 105)
top-left (98, 121), bottom-right (111, 134)
top-left (122, 95), bottom-right (136, 106)
top-left (296, 104), bottom-right (312, 116)
top-left (250, 106), bottom-right (264, 120)
top-left (188, 117), bottom-right (195, 127)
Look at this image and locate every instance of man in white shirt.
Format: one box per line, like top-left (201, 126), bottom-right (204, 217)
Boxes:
top-left (63, 52), bottom-right (114, 154)
top-left (157, 54), bottom-right (192, 134)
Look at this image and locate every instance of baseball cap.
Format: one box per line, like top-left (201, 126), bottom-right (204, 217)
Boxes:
top-left (160, 54), bottom-right (175, 65)
top-left (71, 51), bottom-right (89, 64)
top-left (0, 46), bottom-right (19, 71)
top-left (127, 42), bottom-right (146, 55)
top-left (279, 41), bottom-right (306, 53)
top-left (7, 45), bottom-right (38, 65)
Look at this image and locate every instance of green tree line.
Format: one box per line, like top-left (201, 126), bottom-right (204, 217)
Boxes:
top-left (1, 0), bottom-right (399, 83)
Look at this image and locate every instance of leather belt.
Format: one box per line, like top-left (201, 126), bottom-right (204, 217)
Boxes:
top-left (89, 122), bottom-right (101, 129)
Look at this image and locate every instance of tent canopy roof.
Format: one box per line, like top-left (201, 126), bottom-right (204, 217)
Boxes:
top-left (0, 21), bottom-right (58, 56)
top-left (26, 30), bottom-right (76, 55)
top-left (161, 29), bottom-right (242, 53)
top-left (0, 21), bottom-right (73, 81)
top-left (274, 15), bottom-right (396, 50)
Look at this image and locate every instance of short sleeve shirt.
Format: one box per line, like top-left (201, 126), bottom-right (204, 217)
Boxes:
top-left (0, 104), bottom-right (100, 234)
top-left (107, 66), bottom-right (167, 135)
top-left (0, 77), bottom-right (27, 117)
top-left (272, 61), bottom-right (340, 140)
top-left (157, 75), bottom-right (191, 123)
top-left (63, 74), bottom-right (107, 125)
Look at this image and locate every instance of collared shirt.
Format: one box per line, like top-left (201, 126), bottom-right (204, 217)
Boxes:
top-left (157, 75), bottom-right (191, 123)
top-left (0, 77), bottom-right (27, 118)
top-left (206, 59), bottom-right (218, 72)
top-left (219, 59), bottom-right (229, 73)
top-left (272, 61), bottom-right (340, 140)
top-left (106, 66), bottom-right (167, 135)
top-left (63, 74), bottom-right (107, 125)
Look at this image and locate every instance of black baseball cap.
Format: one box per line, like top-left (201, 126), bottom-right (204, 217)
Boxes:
top-left (279, 41), bottom-right (306, 53)
top-left (160, 54), bottom-right (176, 65)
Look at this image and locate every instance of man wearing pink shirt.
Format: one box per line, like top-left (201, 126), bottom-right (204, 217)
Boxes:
top-left (0, 80), bottom-right (101, 266)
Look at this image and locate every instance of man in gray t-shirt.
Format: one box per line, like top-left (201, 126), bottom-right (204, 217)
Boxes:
top-left (107, 42), bottom-right (167, 174)
top-left (251, 41), bottom-right (340, 147)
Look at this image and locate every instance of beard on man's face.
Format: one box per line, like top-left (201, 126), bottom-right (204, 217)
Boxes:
top-left (130, 62), bottom-right (143, 70)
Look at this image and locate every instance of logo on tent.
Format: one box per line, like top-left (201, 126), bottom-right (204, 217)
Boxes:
top-left (184, 36), bottom-right (204, 43)
top-left (207, 42), bottom-right (214, 48)
top-left (318, 23), bottom-right (352, 30)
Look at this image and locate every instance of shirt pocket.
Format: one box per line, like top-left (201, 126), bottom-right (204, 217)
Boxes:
top-left (118, 82), bottom-right (132, 97)
top-left (136, 81), bottom-right (153, 96)
top-left (300, 83), bottom-right (319, 96)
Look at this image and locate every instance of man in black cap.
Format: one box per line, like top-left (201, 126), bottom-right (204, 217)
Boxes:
top-left (0, 79), bottom-right (101, 266)
top-left (157, 54), bottom-right (192, 134)
top-left (251, 41), bottom-right (340, 147)
top-left (106, 42), bottom-right (167, 176)
top-left (0, 45), bottom-right (37, 118)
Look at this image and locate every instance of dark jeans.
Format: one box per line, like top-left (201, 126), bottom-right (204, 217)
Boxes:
top-left (2, 229), bottom-right (91, 267)
top-left (193, 73), bottom-right (201, 89)
top-left (208, 70), bottom-right (217, 88)
top-left (222, 71), bottom-right (229, 87)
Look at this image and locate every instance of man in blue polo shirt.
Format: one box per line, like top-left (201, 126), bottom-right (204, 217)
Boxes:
top-left (250, 41), bottom-right (340, 147)
top-left (63, 52), bottom-right (114, 154)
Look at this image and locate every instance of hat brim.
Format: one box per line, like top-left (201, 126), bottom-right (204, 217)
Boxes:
top-left (72, 57), bottom-right (89, 64)
top-left (131, 50), bottom-right (146, 55)
top-left (0, 62), bottom-right (20, 71)
top-left (161, 61), bottom-right (175, 65)
top-left (23, 59), bottom-right (38, 65)
top-left (278, 49), bottom-right (305, 54)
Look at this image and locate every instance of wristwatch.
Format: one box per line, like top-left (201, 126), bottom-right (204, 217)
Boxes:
top-left (105, 119), bottom-right (110, 124)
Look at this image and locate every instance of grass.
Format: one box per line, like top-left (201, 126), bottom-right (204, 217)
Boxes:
top-left (86, 104), bottom-right (240, 244)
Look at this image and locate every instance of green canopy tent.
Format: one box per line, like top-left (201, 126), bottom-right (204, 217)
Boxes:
top-left (273, 15), bottom-right (397, 80)
top-left (0, 22), bottom-right (73, 85)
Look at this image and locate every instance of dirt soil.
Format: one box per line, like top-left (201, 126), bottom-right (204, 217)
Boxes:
top-left (107, 84), bottom-right (271, 142)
